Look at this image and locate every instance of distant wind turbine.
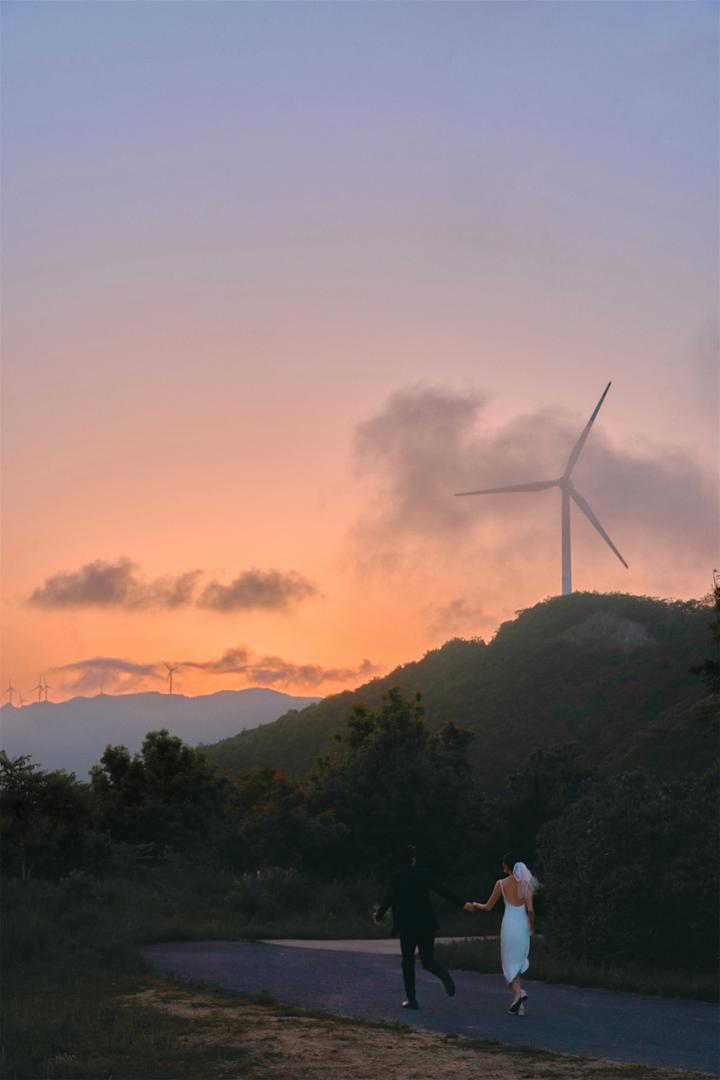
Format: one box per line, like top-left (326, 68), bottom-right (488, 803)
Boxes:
top-left (163, 662), bottom-right (180, 695)
top-left (455, 382), bottom-right (628, 596)
top-left (42, 679), bottom-right (52, 703)
top-left (4, 680), bottom-right (15, 707)
top-left (32, 678), bottom-right (44, 703)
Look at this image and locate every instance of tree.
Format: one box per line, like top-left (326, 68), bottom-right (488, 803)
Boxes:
top-left (90, 729), bottom-right (230, 853)
top-left (229, 766), bottom-right (348, 874)
top-left (503, 743), bottom-right (596, 865)
top-left (536, 767), bottom-right (719, 969)
top-left (690, 571), bottom-right (720, 694)
top-left (0, 752), bottom-right (90, 879)
top-left (307, 688), bottom-right (492, 877)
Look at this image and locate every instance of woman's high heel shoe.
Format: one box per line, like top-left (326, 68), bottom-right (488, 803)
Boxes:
top-left (509, 991), bottom-right (528, 1015)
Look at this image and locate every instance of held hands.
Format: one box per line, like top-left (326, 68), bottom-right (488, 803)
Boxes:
top-left (463, 901), bottom-right (485, 912)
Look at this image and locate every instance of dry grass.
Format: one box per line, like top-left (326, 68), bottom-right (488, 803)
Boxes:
top-left (125, 980), bottom-right (714, 1080)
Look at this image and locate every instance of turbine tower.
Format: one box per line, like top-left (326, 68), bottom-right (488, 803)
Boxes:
top-left (32, 678), bottom-right (44, 703)
top-left (4, 680), bottom-right (14, 707)
top-left (43, 679), bottom-right (52, 703)
top-left (163, 662), bottom-right (180, 695)
top-left (456, 382), bottom-right (628, 596)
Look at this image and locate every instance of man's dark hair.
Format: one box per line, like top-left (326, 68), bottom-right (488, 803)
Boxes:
top-left (400, 844), bottom-right (416, 865)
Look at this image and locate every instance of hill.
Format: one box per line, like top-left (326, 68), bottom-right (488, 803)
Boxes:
top-left (0, 688), bottom-right (320, 777)
top-left (204, 593), bottom-right (717, 788)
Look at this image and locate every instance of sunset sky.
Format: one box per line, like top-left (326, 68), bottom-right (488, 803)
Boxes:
top-left (2, 1), bottom-right (718, 704)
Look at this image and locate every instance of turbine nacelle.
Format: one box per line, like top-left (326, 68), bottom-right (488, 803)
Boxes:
top-left (455, 382), bottom-right (628, 594)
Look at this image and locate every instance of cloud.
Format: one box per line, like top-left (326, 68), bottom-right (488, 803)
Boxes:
top-left (27, 561), bottom-right (316, 614)
top-left (52, 647), bottom-right (379, 695)
top-left (423, 597), bottom-right (495, 638)
top-left (351, 384), bottom-right (718, 590)
top-left (183, 647), bottom-right (379, 689)
top-left (28, 559), bottom-right (201, 611)
top-left (353, 384), bottom-right (488, 548)
top-left (53, 655), bottom-right (161, 694)
top-left (197, 569), bottom-right (317, 612)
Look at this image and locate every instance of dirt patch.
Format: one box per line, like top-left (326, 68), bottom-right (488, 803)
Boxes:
top-left (124, 984), bottom-right (710, 1080)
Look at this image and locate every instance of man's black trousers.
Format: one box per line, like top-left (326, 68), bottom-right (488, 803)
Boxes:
top-left (399, 929), bottom-right (450, 1001)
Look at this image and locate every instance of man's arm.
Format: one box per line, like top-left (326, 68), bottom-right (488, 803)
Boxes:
top-left (430, 875), bottom-right (475, 912)
top-left (374, 877), bottom-right (396, 922)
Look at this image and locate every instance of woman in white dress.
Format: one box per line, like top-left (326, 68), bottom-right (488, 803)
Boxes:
top-left (473, 852), bottom-right (536, 1014)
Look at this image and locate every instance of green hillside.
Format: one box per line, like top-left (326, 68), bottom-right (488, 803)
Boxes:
top-left (204, 592), bottom-right (717, 788)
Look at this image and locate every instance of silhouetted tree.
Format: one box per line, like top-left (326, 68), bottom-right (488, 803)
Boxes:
top-left (537, 766), bottom-right (719, 969)
top-left (503, 743), bottom-right (596, 864)
top-left (0, 752), bottom-right (90, 879)
top-left (308, 688), bottom-right (493, 877)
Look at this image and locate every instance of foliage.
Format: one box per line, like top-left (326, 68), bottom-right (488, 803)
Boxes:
top-left (536, 767), bottom-right (719, 971)
top-left (502, 743), bottom-right (596, 865)
top-left (206, 592), bottom-right (713, 784)
top-left (690, 570), bottom-right (720, 693)
top-left (89, 730), bottom-right (231, 855)
top-left (229, 766), bottom-right (349, 874)
top-left (0, 752), bottom-right (92, 879)
top-left (307, 688), bottom-right (494, 877)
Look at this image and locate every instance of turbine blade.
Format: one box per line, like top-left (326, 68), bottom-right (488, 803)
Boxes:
top-left (564, 382), bottom-right (612, 478)
top-left (456, 480), bottom-right (558, 496)
top-left (569, 487), bottom-right (628, 568)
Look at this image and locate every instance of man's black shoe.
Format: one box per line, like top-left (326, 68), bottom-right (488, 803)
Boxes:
top-left (441, 970), bottom-right (456, 997)
top-left (401, 999), bottom-right (419, 1009)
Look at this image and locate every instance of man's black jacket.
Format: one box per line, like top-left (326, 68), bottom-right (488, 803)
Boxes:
top-left (376, 865), bottom-right (464, 935)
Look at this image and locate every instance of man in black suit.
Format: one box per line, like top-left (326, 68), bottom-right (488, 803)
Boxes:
top-left (374, 844), bottom-right (476, 1009)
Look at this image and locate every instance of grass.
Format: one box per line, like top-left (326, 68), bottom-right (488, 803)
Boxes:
top-left (0, 864), bottom-right (390, 1079)
top-left (3, 863), bottom-right (716, 1078)
top-left (435, 936), bottom-right (719, 1002)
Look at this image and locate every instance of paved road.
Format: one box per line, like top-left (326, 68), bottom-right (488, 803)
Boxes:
top-left (259, 936), bottom-right (494, 955)
top-left (141, 939), bottom-right (719, 1076)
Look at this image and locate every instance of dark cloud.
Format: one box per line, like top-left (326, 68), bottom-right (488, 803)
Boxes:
top-left (53, 647), bottom-right (378, 694)
top-left (183, 647), bottom-right (378, 689)
top-left (197, 569), bottom-right (317, 612)
top-left (28, 559), bottom-right (201, 611)
top-left (352, 384), bottom-right (718, 584)
top-left (27, 561), bottom-right (316, 614)
top-left (53, 656), bottom-right (161, 694)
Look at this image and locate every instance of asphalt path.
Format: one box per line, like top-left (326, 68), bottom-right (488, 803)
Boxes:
top-left (141, 939), bottom-right (719, 1076)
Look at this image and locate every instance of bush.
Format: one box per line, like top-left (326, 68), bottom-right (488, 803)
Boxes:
top-left (536, 766), bottom-right (719, 970)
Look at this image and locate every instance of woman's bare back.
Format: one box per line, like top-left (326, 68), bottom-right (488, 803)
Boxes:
top-left (501, 874), bottom-right (526, 907)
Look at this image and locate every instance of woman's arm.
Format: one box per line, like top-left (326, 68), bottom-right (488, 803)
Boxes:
top-left (525, 892), bottom-right (535, 936)
top-left (474, 880), bottom-right (502, 912)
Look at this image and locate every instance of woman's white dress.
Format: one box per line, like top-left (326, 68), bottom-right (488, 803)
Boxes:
top-left (499, 878), bottom-right (530, 984)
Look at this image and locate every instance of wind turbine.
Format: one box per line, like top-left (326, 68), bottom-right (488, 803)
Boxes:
top-left (43, 679), bottom-right (52, 703)
top-left (456, 382), bottom-right (628, 596)
top-left (163, 662), bottom-right (180, 695)
top-left (32, 678), bottom-right (44, 703)
top-left (4, 680), bottom-right (15, 707)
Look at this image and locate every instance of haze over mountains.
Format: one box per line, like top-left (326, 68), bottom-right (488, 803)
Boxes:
top-left (0, 689), bottom-right (320, 777)
top-left (204, 592), bottom-right (716, 789)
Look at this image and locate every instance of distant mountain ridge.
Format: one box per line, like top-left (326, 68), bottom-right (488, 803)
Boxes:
top-left (0, 688), bottom-right (321, 777)
top-left (204, 593), bottom-right (716, 788)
